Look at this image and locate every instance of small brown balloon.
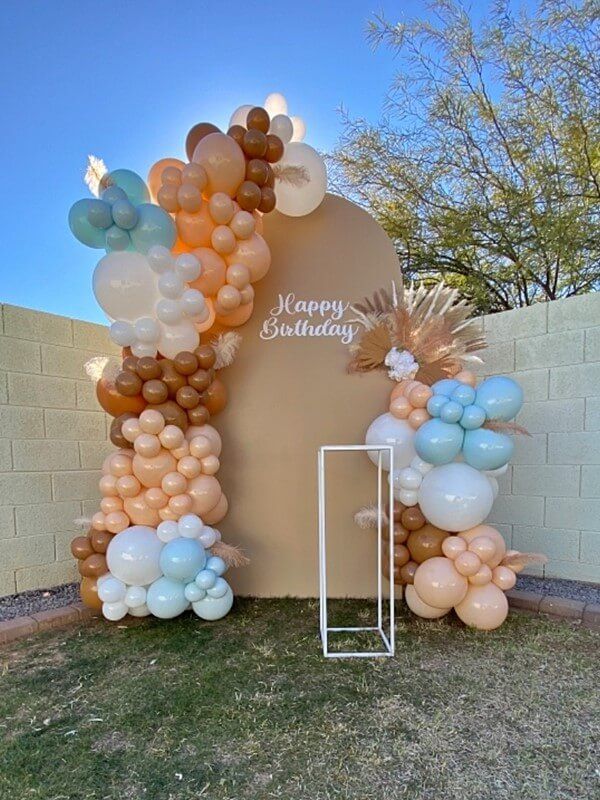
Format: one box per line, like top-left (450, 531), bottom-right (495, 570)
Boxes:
top-left (407, 525), bottom-right (449, 564)
top-left (122, 356), bottom-right (139, 374)
top-left (402, 506), bottom-right (426, 531)
top-left (194, 345), bottom-right (216, 369)
top-left (265, 134), bottom-right (284, 163)
top-left (176, 385), bottom-right (201, 410)
top-left (71, 535), bottom-right (94, 561)
top-left (142, 379), bottom-right (169, 404)
top-left (137, 357), bottom-right (162, 381)
top-left (246, 159), bottom-right (269, 186)
top-left (258, 186), bottom-right (276, 213)
top-left (188, 368), bottom-right (212, 392)
top-left (80, 576), bottom-right (103, 611)
top-left (227, 124), bottom-right (246, 147)
top-left (96, 378), bottom-right (146, 417)
top-left (382, 554), bottom-right (401, 584)
top-left (393, 543), bottom-right (411, 568)
top-left (160, 360), bottom-right (187, 396)
top-left (173, 351), bottom-right (199, 376)
top-left (90, 530), bottom-right (112, 554)
top-left (246, 106), bottom-right (270, 134)
top-left (115, 371), bottom-right (143, 397)
top-left (110, 413), bottom-right (136, 448)
top-left (237, 180), bottom-right (262, 211)
top-left (242, 129), bottom-right (267, 158)
top-left (393, 523), bottom-right (409, 544)
top-left (201, 378), bottom-right (228, 415)
top-left (79, 553), bottom-right (108, 578)
top-left (187, 404), bottom-right (210, 426)
top-left (185, 122), bottom-right (221, 161)
top-left (399, 560), bottom-right (418, 585)
top-left (264, 163), bottom-right (275, 188)
top-left (150, 400), bottom-right (189, 431)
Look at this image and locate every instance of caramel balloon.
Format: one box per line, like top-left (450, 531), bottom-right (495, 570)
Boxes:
top-left (110, 413), bottom-right (137, 448)
top-left (192, 132), bottom-right (245, 197)
top-left (407, 525), bottom-right (448, 564)
top-left (96, 376), bottom-right (146, 417)
top-left (149, 400), bottom-right (189, 431)
top-left (79, 553), bottom-right (108, 578)
top-left (201, 378), bottom-right (227, 415)
top-left (401, 506), bottom-right (426, 531)
top-left (80, 576), bottom-right (103, 611)
top-left (90, 530), bottom-right (112, 554)
top-left (148, 157), bottom-right (186, 200)
top-left (71, 535), bottom-right (94, 561)
top-left (185, 122), bottom-right (221, 162)
top-left (187, 475), bottom-right (222, 515)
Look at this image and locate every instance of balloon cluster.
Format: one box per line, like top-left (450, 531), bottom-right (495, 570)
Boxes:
top-left (382, 501), bottom-right (449, 586)
top-left (388, 379), bottom-right (433, 430)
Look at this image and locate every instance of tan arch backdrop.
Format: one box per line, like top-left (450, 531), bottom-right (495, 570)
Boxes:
top-left (217, 194), bottom-right (399, 597)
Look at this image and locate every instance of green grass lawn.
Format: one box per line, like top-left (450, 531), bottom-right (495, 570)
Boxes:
top-left (0, 598), bottom-right (598, 800)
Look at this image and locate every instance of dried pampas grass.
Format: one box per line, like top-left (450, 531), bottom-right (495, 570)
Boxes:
top-left (354, 504), bottom-right (389, 529)
top-left (84, 356), bottom-right (121, 385)
top-left (212, 541), bottom-right (250, 567)
top-left (484, 420), bottom-right (531, 437)
top-left (212, 331), bottom-right (242, 369)
top-left (73, 516), bottom-right (92, 531)
top-left (84, 155), bottom-right (109, 197)
top-left (272, 163), bottom-right (309, 187)
top-left (502, 552), bottom-right (548, 571)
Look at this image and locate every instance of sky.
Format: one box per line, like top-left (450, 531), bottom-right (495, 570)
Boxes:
top-left (0, 0), bottom-right (503, 323)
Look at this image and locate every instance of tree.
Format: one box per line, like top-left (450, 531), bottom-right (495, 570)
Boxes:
top-left (330, 0), bottom-right (600, 313)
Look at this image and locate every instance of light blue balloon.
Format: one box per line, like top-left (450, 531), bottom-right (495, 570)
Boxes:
top-left (207, 577), bottom-right (229, 598)
top-left (440, 400), bottom-right (463, 424)
top-left (431, 379), bottom-right (460, 397)
top-left (476, 376), bottom-right (524, 421)
top-left (101, 185), bottom-right (128, 205)
top-left (426, 394), bottom-right (447, 417)
top-left (159, 537), bottom-right (206, 582)
top-left (68, 199), bottom-right (106, 248)
top-left (130, 204), bottom-right (176, 254)
top-left (192, 584), bottom-right (234, 621)
top-left (451, 384), bottom-right (476, 407)
top-left (146, 577), bottom-right (189, 619)
top-left (107, 169), bottom-right (151, 206)
top-left (105, 225), bottom-right (130, 251)
top-left (463, 428), bottom-right (514, 470)
top-left (415, 419), bottom-right (464, 465)
top-left (111, 198), bottom-right (139, 230)
top-left (87, 199), bottom-right (113, 229)
top-left (195, 568), bottom-right (217, 590)
top-left (460, 404), bottom-right (487, 430)
top-left (184, 582), bottom-right (206, 603)
top-left (205, 556), bottom-right (226, 576)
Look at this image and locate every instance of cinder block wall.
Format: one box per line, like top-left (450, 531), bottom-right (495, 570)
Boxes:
top-left (0, 293), bottom-right (598, 597)
top-left (0, 305), bottom-right (118, 596)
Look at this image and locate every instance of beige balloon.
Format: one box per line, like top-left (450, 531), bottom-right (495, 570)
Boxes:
top-left (413, 556), bottom-right (468, 609)
top-left (192, 133), bottom-right (246, 197)
top-left (185, 424), bottom-right (222, 457)
top-left (459, 525), bottom-right (506, 568)
top-left (405, 584), bottom-right (451, 619)
top-left (203, 492), bottom-right (229, 525)
top-left (492, 565), bottom-right (517, 591)
top-left (188, 475), bottom-right (222, 516)
top-left (454, 583), bottom-right (509, 630)
top-left (132, 451), bottom-right (177, 488)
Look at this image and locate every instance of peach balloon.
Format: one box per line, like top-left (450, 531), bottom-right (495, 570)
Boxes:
top-left (390, 397), bottom-right (411, 419)
top-left (455, 370), bottom-right (477, 387)
top-left (211, 225), bottom-right (236, 255)
top-left (192, 132), bottom-right (245, 196)
top-left (168, 493), bottom-right (193, 515)
top-left (230, 210), bottom-right (255, 239)
top-left (101, 496), bottom-right (124, 514)
top-left (225, 233), bottom-right (271, 282)
top-left (253, 210), bottom-right (264, 234)
top-left (405, 584), bottom-right (451, 619)
top-left (441, 535), bottom-right (468, 560)
top-left (144, 487), bottom-right (169, 509)
top-left (177, 183), bottom-right (202, 213)
top-left (492, 565), bottom-right (517, 591)
top-left (455, 583), bottom-right (509, 630)
top-left (161, 471), bottom-right (187, 497)
top-left (217, 284), bottom-right (242, 311)
top-left (105, 511), bottom-right (129, 534)
top-left (226, 263), bottom-right (250, 289)
top-left (201, 455), bottom-right (220, 475)
top-left (195, 298), bottom-right (217, 334)
top-left (116, 474), bottom-right (141, 498)
top-left (139, 409), bottom-right (165, 435)
top-left (92, 512), bottom-right (107, 531)
top-left (148, 157), bottom-right (185, 200)
top-left (132, 451), bottom-right (177, 488)
top-left (123, 494), bottom-right (161, 527)
top-left (413, 556), bottom-right (468, 609)
top-left (134, 433), bottom-right (161, 458)
top-left (171, 441), bottom-right (190, 460)
top-left (390, 382), bottom-right (410, 401)
top-left (159, 507), bottom-right (179, 521)
top-left (202, 492), bottom-right (228, 524)
top-left (176, 204), bottom-right (216, 248)
top-left (209, 192), bottom-right (235, 224)
top-left (408, 385), bottom-right (433, 408)
top-left (177, 455), bottom-right (202, 479)
top-left (502, 550), bottom-right (525, 573)
top-left (454, 551), bottom-right (482, 577)
top-left (159, 424), bottom-right (185, 450)
top-left (109, 453), bottom-right (133, 477)
top-left (468, 536), bottom-right (496, 564)
top-left (215, 300), bottom-right (253, 328)
top-left (408, 409), bottom-right (430, 430)
top-left (189, 435), bottom-right (212, 459)
top-left (239, 285), bottom-right (255, 305)
top-left (460, 525), bottom-right (506, 568)
top-left (186, 425), bottom-right (222, 457)
top-left (190, 247), bottom-right (227, 296)
top-left (469, 564), bottom-right (493, 586)
top-left (99, 475), bottom-right (118, 497)
top-left (188, 475), bottom-right (222, 515)
top-left (122, 418), bottom-right (142, 443)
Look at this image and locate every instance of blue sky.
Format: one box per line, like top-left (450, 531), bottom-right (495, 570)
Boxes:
top-left (0, 0), bottom-right (504, 323)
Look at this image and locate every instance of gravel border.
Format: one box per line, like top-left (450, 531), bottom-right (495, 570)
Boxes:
top-left (516, 574), bottom-right (600, 604)
top-left (0, 583), bottom-right (80, 622)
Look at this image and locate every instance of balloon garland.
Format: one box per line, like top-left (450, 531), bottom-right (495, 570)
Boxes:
top-left (350, 283), bottom-right (546, 630)
top-left (69, 94), bottom-right (327, 622)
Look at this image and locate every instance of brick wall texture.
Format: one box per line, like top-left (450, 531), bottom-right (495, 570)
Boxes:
top-left (0, 293), bottom-right (599, 596)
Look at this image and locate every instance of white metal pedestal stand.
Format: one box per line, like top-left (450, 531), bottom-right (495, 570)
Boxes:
top-left (318, 444), bottom-right (395, 658)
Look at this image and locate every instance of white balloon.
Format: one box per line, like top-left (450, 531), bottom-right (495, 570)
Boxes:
top-left (178, 513), bottom-right (204, 539)
top-left (405, 585), bottom-right (451, 619)
top-left (97, 576), bottom-right (126, 604)
top-left (398, 488), bottom-right (419, 506)
top-left (134, 317), bottom-right (160, 343)
top-left (131, 341), bottom-right (158, 358)
top-left (156, 298), bottom-right (182, 324)
top-left (124, 585), bottom-right (147, 609)
top-left (157, 519), bottom-right (179, 543)
top-left (156, 320), bottom-right (199, 359)
top-left (181, 289), bottom-right (206, 318)
top-left (489, 476), bottom-right (499, 499)
top-left (175, 253), bottom-right (201, 282)
top-left (199, 526), bottom-right (218, 548)
top-left (418, 463), bottom-right (495, 532)
top-left (290, 115), bottom-right (306, 142)
top-left (106, 525), bottom-right (163, 586)
top-left (396, 467), bottom-right (422, 491)
top-left (128, 603), bottom-right (151, 617)
top-left (365, 413), bottom-right (416, 472)
top-left (93, 251), bottom-right (160, 322)
top-left (147, 245), bottom-right (173, 274)
top-left (275, 142), bottom-right (327, 217)
top-left (110, 320), bottom-right (135, 347)
top-left (410, 456), bottom-right (434, 476)
top-left (158, 271), bottom-right (185, 299)
top-left (102, 601), bottom-right (128, 621)
top-left (229, 104), bottom-right (253, 128)
top-left (269, 114), bottom-right (293, 144)
top-left (264, 92), bottom-right (288, 117)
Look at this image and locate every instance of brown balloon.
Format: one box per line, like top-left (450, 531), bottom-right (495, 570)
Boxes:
top-left (399, 560), bottom-right (418, 585)
top-left (258, 186), bottom-right (276, 213)
top-left (265, 134), bottom-right (284, 163)
top-left (387, 502), bottom-right (405, 524)
top-left (264, 163), bottom-right (275, 188)
top-left (242, 129), bottom-right (268, 158)
top-left (185, 122), bottom-right (221, 161)
top-left (227, 125), bottom-right (246, 147)
top-left (402, 506), bottom-right (426, 531)
top-left (160, 360), bottom-right (188, 396)
top-left (246, 106), bottom-right (270, 134)
top-left (137, 356), bottom-right (162, 381)
top-left (142, 379), bottom-right (169, 404)
top-left (246, 159), bottom-right (269, 186)
top-left (150, 400), bottom-right (189, 430)
top-left (122, 356), bottom-right (139, 373)
top-left (382, 553), bottom-right (401, 584)
top-left (110, 412), bottom-right (137, 448)
top-left (115, 370), bottom-right (143, 397)
top-left (187, 404), bottom-right (210, 425)
top-left (237, 180), bottom-right (262, 211)
top-left (201, 378), bottom-right (228, 415)
top-left (90, 529), bottom-right (112, 554)
top-left (195, 345), bottom-right (216, 370)
top-left (80, 576), bottom-right (103, 611)
top-left (96, 377), bottom-right (146, 417)
top-left (79, 553), bottom-right (108, 578)
top-left (71, 535), bottom-right (94, 561)
top-left (188, 368), bottom-right (212, 392)
top-left (173, 351), bottom-right (199, 375)
top-left (393, 543), bottom-right (410, 568)
top-left (393, 523), bottom-right (409, 544)
top-left (407, 525), bottom-right (449, 564)
top-left (176, 385), bottom-right (201, 410)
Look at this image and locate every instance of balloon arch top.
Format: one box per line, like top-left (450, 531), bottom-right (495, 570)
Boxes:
top-left (68, 93), bottom-right (327, 622)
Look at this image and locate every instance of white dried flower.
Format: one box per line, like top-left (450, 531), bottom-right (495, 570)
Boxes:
top-left (384, 347), bottom-right (418, 382)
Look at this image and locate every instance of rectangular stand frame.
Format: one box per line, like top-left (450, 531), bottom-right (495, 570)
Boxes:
top-left (318, 444), bottom-right (395, 658)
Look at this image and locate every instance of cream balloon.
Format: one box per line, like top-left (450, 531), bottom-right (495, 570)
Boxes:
top-left (274, 142), bottom-right (327, 217)
top-left (192, 133), bottom-right (246, 197)
top-left (418, 463), bottom-right (494, 532)
top-left (264, 93), bottom-right (288, 117)
top-left (413, 557), bottom-right (468, 609)
top-left (93, 251), bottom-right (159, 322)
top-left (269, 114), bottom-right (293, 144)
top-left (365, 413), bottom-right (416, 472)
top-left (454, 583), bottom-right (509, 630)
top-left (405, 584), bottom-right (451, 619)
top-left (156, 320), bottom-right (199, 359)
top-left (229, 104), bottom-right (253, 128)
top-left (290, 116), bottom-right (306, 142)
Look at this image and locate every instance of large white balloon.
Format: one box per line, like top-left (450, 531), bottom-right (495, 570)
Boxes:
top-left (290, 115), bottom-right (306, 142)
top-left (264, 92), bottom-right (288, 117)
top-left (229, 104), bottom-right (253, 128)
top-left (93, 251), bottom-right (159, 322)
top-left (418, 463), bottom-right (495, 532)
top-left (274, 142), bottom-right (327, 217)
top-left (106, 525), bottom-right (163, 586)
top-left (156, 319), bottom-right (199, 359)
top-left (365, 413), bottom-right (416, 472)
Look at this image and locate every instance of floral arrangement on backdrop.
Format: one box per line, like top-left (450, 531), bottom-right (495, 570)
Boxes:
top-left (68, 93), bottom-right (327, 622)
top-left (350, 282), bottom-right (545, 630)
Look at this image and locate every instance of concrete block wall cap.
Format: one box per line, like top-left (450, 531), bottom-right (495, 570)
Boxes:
top-left (0, 615), bottom-right (38, 645)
